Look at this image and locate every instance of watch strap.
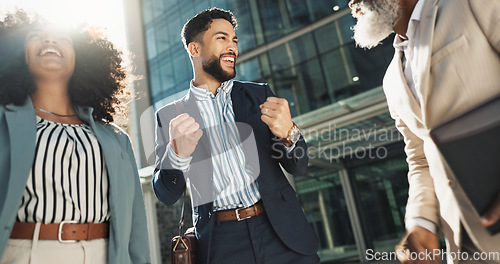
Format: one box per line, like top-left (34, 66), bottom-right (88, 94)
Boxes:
top-left (281, 122), bottom-right (299, 147)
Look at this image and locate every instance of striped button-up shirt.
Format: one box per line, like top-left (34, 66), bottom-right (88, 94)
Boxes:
top-left (168, 80), bottom-right (260, 211)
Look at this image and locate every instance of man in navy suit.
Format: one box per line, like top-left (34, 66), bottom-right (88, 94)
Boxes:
top-left (153, 7), bottom-right (319, 264)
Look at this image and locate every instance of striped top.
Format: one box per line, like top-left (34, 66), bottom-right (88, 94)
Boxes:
top-left (168, 80), bottom-right (261, 211)
top-left (16, 116), bottom-right (110, 224)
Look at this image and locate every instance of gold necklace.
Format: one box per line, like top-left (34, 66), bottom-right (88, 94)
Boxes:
top-left (34, 107), bottom-right (77, 117)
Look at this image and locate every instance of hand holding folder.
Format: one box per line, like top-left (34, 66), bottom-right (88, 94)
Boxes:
top-left (430, 95), bottom-right (500, 235)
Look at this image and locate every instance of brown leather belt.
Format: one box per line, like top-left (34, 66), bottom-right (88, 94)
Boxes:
top-left (216, 202), bottom-right (266, 222)
top-left (10, 221), bottom-right (109, 243)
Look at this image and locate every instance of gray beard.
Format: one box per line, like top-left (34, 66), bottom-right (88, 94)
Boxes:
top-left (351, 0), bottom-right (401, 49)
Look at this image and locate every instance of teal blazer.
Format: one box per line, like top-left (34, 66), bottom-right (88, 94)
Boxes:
top-left (0, 98), bottom-right (150, 264)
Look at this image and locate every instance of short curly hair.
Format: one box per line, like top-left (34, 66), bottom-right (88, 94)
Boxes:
top-left (0, 10), bottom-right (131, 123)
top-left (181, 7), bottom-right (237, 50)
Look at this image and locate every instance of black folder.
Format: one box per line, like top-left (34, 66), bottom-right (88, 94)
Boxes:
top-left (430, 95), bottom-right (500, 235)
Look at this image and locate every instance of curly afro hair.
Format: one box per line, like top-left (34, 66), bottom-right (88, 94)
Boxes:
top-left (0, 10), bottom-right (131, 123)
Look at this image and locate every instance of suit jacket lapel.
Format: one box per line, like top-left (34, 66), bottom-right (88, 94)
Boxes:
top-left (231, 82), bottom-right (246, 123)
top-left (75, 106), bottom-right (121, 208)
top-left (231, 82), bottom-right (253, 148)
top-left (416, 0), bottom-right (439, 122)
top-left (4, 99), bottom-right (37, 213)
top-left (384, 50), bottom-right (424, 124)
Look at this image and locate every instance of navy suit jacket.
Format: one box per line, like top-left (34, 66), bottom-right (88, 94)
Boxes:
top-left (153, 81), bottom-right (319, 263)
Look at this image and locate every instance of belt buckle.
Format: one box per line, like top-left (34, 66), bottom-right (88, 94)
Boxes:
top-left (235, 208), bottom-right (251, 221)
top-left (58, 220), bottom-right (80, 243)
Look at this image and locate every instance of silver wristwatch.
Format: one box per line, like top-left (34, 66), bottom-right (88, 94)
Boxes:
top-left (281, 122), bottom-right (300, 147)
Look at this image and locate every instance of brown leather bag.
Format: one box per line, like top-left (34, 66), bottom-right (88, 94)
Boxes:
top-left (171, 227), bottom-right (196, 264)
top-left (171, 185), bottom-right (197, 264)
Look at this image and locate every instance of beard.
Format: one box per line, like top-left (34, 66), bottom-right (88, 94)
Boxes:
top-left (351, 0), bottom-right (401, 49)
top-left (202, 54), bottom-right (236, 83)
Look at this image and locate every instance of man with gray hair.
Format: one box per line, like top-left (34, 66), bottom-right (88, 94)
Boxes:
top-left (349, 0), bottom-right (500, 263)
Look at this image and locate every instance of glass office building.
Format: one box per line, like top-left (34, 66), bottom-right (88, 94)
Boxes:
top-left (137, 0), bottom-right (410, 262)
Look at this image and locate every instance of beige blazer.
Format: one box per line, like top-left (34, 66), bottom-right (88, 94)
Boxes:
top-left (383, 0), bottom-right (500, 259)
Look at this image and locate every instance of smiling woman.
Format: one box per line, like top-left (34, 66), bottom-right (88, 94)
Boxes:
top-left (0, 10), bottom-right (150, 264)
top-left (24, 27), bottom-right (76, 89)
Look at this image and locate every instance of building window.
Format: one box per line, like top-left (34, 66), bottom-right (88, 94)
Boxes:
top-left (348, 153), bottom-right (409, 253)
top-left (296, 167), bottom-right (358, 262)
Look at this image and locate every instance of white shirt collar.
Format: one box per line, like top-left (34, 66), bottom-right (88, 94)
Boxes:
top-left (410, 0), bottom-right (426, 23)
top-left (394, 0), bottom-right (427, 48)
top-left (189, 79), bottom-right (234, 101)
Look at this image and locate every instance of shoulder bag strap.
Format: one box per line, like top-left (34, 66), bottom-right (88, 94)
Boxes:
top-left (173, 99), bottom-right (187, 236)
